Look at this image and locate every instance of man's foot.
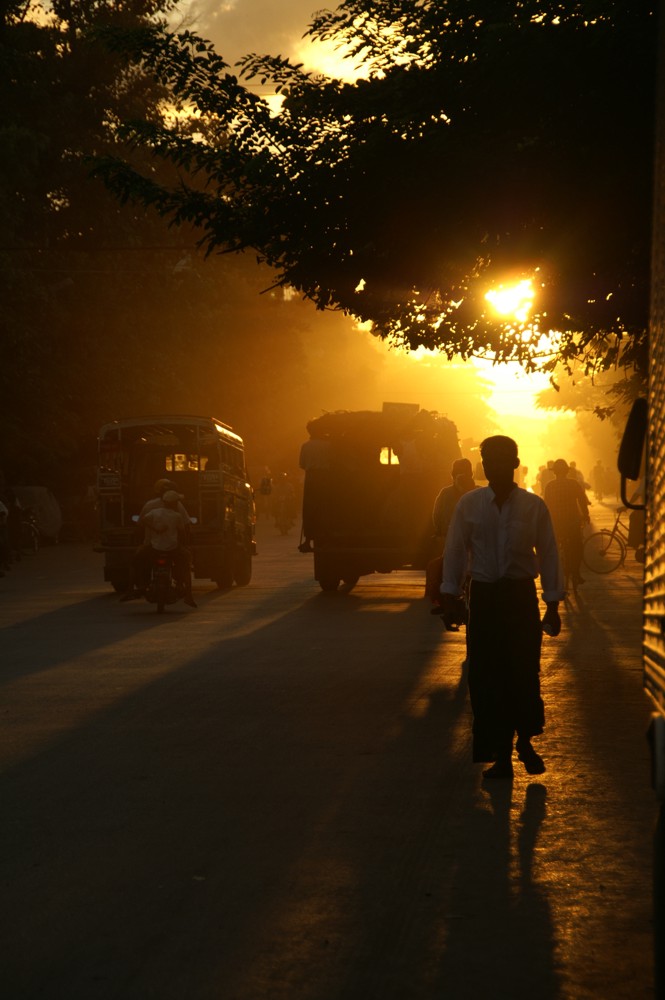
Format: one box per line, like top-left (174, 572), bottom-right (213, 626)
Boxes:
top-left (516, 739), bottom-right (546, 774)
top-left (184, 595), bottom-right (198, 608)
top-left (298, 541), bottom-right (314, 553)
top-left (482, 761), bottom-right (514, 780)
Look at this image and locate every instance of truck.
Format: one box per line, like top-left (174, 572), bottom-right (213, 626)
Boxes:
top-left (299, 402), bottom-right (461, 591)
top-left (96, 415), bottom-right (255, 592)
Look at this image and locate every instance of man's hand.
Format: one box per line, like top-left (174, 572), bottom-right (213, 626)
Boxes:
top-left (542, 601), bottom-right (561, 637)
top-left (438, 593), bottom-right (468, 632)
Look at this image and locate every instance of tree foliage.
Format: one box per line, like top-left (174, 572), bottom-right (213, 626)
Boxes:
top-left (96, 0), bottom-right (656, 373)
top-left (0, 0), bottom-right (184, 484)
top-left (3, 1), bottom-right (494, 495)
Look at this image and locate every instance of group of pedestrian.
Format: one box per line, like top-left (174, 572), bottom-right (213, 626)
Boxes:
top-left (590, 459), bottom-right (619, 502)
top-left (530, 457), bottom-right (595, 585)
top-left (255, 467), bottom-right (274, 519)
top-left (253, 467), bottom-right (301, 535)
top-left (432, 435), bottom-right (565, 781)
top-left (535, 458), bottom-right (588, 497)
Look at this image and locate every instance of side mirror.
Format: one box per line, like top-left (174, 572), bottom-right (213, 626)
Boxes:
top-left (618, 397), bottom-right (647, 510)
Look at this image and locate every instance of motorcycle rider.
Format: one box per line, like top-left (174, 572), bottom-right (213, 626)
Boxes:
top-left (140, 478), bottom-right (192, 597)
top-left (122, 490), bottom-right (196, 607)
top-left (140, 478), bottom-right (192, 524)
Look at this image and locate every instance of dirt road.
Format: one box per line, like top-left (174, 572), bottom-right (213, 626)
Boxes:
top-left (0, 509), bottom-right (656, 999)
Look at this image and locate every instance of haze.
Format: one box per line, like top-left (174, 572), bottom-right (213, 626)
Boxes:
top-left (178, 3), bottom-right (621, 493)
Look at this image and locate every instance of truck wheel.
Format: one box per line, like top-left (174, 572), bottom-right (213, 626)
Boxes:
top-left (318, 573), bottom-right (340, 592)
top-left (341, 575), bottom-right (359, 591)
top-left (234, 547), bottom-right (252, 586)
top-left (155, 576), bottom-right (168, 613)
top-left (214, 559), bottom-right (234, 589)
top-left (109, 574), bottom-right (130, 593)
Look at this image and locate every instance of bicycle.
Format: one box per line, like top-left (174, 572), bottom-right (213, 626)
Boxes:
top-left (20, 507), bottom-right (40, 554)
top-left (557, 533), bottom-right (584, 591)
top-left (582, 507), bottom-right (633, 574)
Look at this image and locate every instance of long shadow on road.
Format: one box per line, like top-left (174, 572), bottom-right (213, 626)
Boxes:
top-left (0, 576), bottom-right (315, 687)
top-left (0, 578), bottom-right (564, 1000)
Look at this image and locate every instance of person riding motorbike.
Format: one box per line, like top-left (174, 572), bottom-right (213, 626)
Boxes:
top-left (140, 478), bottom-right (192, 524)
top-left (138, 479), bottom-right (192, 594)
top-left (121, 490), bottom-right (196, 607)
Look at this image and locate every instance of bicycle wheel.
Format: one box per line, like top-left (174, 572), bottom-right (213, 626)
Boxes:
top-left (582, 530), bottom-right (626, 574)
top-left (558, 540), bottom-right (572, 586)
top-left (21, 522), bottom-right (39, 554)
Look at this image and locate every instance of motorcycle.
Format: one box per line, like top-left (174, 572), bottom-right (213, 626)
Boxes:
top-left (145, 549), bottom-right (183, 613)
top-left (273, 495), bottom-right (296, 536)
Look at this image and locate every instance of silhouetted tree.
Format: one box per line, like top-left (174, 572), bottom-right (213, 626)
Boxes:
top-left (96, 1), bottom-right (655, 375)
top-left (0, 0), bottom-right (190, 479)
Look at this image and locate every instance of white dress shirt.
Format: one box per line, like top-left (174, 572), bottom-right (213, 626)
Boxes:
top-left (441, 485), bottom-right (565, 603)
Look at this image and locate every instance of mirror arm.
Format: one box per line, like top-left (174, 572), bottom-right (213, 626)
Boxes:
top-left (620, 476), bottom-right (646, 511)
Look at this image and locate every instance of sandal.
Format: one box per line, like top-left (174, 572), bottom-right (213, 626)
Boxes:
top-left (516, 740), bottom-right (546, 775)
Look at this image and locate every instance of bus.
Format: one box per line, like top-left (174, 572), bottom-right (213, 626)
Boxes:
top-left (96, 415), bottom-right (255, 592)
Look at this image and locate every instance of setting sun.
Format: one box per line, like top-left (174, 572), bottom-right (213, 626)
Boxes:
top-left (484, 278), bottom-right (536, 323)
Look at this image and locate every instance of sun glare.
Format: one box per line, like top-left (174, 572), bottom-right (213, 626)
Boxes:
top-left (293, 37), bottom-right (364, 82)
top-left (484, 278), bottom-right (536, 323)
top-left (472, 358), bottom-right (574, 482)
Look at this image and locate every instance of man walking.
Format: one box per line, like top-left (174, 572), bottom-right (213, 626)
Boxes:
top-left (544, 458), bottom-right (591, 587)
top-left (426, 457), bottom-right (476, 605)
top-left (440, 435), bottom-right (564, 779)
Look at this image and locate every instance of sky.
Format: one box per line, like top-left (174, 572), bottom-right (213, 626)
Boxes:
top-left (193, 0), bottom-right (356, 77)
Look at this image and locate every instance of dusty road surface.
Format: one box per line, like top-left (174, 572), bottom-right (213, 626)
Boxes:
top-left (0, 506), bottom-right (656, 999)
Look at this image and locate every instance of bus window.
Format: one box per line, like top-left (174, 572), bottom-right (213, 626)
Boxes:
top-left (380, 447), bottom-right (399, 465)
top-left (230, 446), bottom-right (245, 475)
top-left (165, 453), bottom-right (208, 472)
top-left (221, 444), bottom-right (245, 475)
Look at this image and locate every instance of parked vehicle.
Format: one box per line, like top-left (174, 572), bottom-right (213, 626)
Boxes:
top-left (20, 507), bottom-right (40, 554)
top-left (13, 486), bottom-right (62, 544)
top-left (96, 415), bottom-right (256, 593)
top-left (581, 505), bottom-right (645, 574)
top-left (300, 403), bottom-right (460, 591)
